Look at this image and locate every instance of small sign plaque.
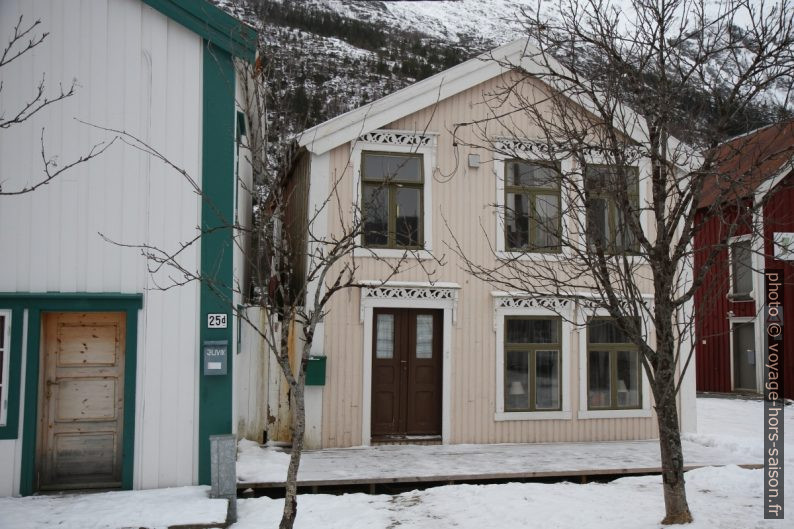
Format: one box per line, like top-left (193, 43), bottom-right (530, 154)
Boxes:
top-left (207, 313), bottom-right (228, 329)
top-left (203, 340), bottom-right (228, 375)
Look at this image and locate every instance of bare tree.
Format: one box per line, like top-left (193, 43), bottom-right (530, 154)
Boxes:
top-left (0, 14), bottom-right (115, 195)
top-left (90, 40), bottom-right (440, 528)
top-left (446, 0), bottom-right (793, 524)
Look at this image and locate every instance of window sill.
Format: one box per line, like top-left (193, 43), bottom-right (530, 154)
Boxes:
top-left (577, 408), bottom-right (652, 419)
top-left (496, 251), bottom-right (566, 261)
top-left (495, 411), bottom-right (572, 421)
top-left (353, 248), bottom-right (434, 260)
top-left (728, 293), bottom-right (754, 302)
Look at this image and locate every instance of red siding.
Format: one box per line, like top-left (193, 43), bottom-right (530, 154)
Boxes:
top-left (762, 173), bottom-right (794, 399)
top-left (694, 172), bottom-right (794, 399)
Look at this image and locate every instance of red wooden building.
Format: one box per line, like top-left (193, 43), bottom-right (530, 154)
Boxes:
top-left (694, 120), bottom-right (794, 399)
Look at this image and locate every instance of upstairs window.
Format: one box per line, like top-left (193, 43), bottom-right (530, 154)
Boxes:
top-left (585, 165), bottom-right (640, 253)
top-left (730, 238), bottom-right (753, 298)
top-left (587, 318), bottom-right (642, 410)
top-left (504, 160), bottom-right (561, 252)
top-left (361, 152), bottom-right (424, 249)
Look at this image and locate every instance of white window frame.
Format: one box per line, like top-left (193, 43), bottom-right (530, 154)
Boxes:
top-left (493, 148), bottom-right (572, 261)
top-left (0, 309), bottom-right (11, 427)
top-left (493, 294), bottom-right (572, 421)
top-left (727, 234), bottom-right (754, 300)
top-left (577, 305), bottom-right (653, 419)
top-left (351, 131), bottom-right (437, 260)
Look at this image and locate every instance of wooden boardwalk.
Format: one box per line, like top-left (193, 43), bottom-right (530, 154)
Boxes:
top-left (237, 438), bottom-right (761, 492)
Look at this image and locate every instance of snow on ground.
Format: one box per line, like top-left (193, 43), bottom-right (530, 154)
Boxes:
top-left (233, 397), bottom-right (793, 528)
top-left (0, 485), bottom-right (227, 529)
top-left (1, 398), bottom-right (790, 528)
top-left (238, 438), bottom-right (292, 483)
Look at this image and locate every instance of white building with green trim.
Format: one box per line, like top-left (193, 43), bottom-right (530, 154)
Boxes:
top-left (0, 0), bottom-right (256, 495)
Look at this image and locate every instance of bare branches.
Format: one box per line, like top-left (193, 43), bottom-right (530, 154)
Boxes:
top-left (0, 15), bottom-right (76, 130)
top-left (0, 14), bottom-right (110, 195)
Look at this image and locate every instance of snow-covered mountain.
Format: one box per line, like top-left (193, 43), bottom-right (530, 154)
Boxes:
top-left (240, 0), bottom-right (789, 140)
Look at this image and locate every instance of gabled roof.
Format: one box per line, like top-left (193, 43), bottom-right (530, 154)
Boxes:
top-left (699, 120), bottom-right (794, 208)
top-left (298, 39), bottom-right (533, 155)
top-left (142, 0), bottom-right (257, 62)
top-left (297, 37), bottom-right (690, 161)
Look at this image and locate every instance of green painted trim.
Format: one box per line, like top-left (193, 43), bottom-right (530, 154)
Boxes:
top-left (19, 308), bottom-right (40, 496)
top-left (142, 0), bottom-right (257, 62)
top-left (8, 294), bottom-right (143, 496)
top-left (121, 308), bottom-right (139, 490)
top-left (0, 307), bottom-right (24, 439)
top-left (198, 41), bottom-right (236, 485)
top-left (0, 292), bottom-right (143, 308)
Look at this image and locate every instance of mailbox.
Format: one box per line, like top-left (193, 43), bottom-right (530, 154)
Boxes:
top-left (203, 340), bottom-right (228, 375)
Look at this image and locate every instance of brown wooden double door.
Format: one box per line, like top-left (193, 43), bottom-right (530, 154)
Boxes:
top-left (371, 308), bottom-right (442, 438)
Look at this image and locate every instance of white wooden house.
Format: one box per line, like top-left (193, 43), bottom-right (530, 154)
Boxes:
top-left (287, 38), bottom-right (698, 449)
top-left (0, 0), bottom-right (256, 495)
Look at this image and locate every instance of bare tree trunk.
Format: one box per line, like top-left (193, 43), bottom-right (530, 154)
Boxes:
top-left (655, 368), bottom-right (693, 524)
top-left (280, 378), bottom-right (306, 529)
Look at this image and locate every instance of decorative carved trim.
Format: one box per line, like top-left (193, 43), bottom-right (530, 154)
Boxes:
top-left (494, 296), bottom-right (573, 311)
top-left (493, 139), bottom-right (553, 158)
top-left (358, 130), bottom-right (434, 147)
top-left (360, 285), bottom-right (458, 322)
top-left (493, 138), bottom-right (645, 162)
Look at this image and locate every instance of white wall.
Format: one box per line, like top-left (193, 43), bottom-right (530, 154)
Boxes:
top-left (0, 0), bottom-right (203, 493)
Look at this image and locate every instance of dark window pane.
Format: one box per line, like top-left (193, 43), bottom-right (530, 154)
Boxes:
top-left (617, 350), bottom-right (640, 408)
top-left (506, 318), bottom-right (559, 344)
top-left (535, 194), bottom-right (560, 249)
top-left (506, 161), bottom-right (558, 188)
top-left (535, 350), bottom-right (560, 410)
top-left (363, 153), bottom-right (422, 182)
top-left (588, 319), bottom-right (632, 344)
top-left (615, 207), bottom-right (638, 252)
top-left (363, 184), bottom-right (388, 246)
top-left (587, 197), bottom-right (608, 247)
top-left (505, 350), bottom-right (529, 411)
top-left (732, 239), bottom-right (752, 295)
top-left (588, 350), bottom-right (611, 408)
top-left (585, 166), bottom-right (638, 193)
top-left (505, 192), bottom-right (530, 249)
top-left (394, 187), bottom-right (421, 246)
top-left (0, 315), bottom-right (4, 349)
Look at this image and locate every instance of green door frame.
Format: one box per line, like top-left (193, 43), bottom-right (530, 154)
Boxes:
top-left (0, 293), bottom-right (142, 496)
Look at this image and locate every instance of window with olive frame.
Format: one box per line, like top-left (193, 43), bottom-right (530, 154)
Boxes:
top-left (504, 316), bottom-right (562, 412)
top-left (504, 160), bottom-right (561, 252)
top-left (361, 152), bottom-right (424, 249)
top-left (587, 318), bottom-right (642, 410)
top-left (585, 165), bottom-right (640, 253)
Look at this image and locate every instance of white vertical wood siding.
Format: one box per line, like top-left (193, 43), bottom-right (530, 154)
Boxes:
top-left (0, 0), bottom-right (203, 493)
top-left (320, 72), bottom-right (664, 447)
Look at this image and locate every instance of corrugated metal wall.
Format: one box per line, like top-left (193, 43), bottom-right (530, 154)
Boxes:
top-left (0, 0), bottom-right (203, 492)
top-left (319, 73), bottom-right (661, 447)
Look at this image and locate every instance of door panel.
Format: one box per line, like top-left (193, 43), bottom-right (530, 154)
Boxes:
top-left (371, 309), bottom-right (442, 438)
top-left (733, 322), bottom-right (757, 391)
top-left (371, 310), bottom-right (402, 435)
top-left (406, 310), bottom-right (442, 434)
top-left (39, 312), bottom-right (126, 490)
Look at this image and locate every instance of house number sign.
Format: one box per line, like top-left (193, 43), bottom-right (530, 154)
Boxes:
top-left (207, 313), bottom-right (228, 329)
